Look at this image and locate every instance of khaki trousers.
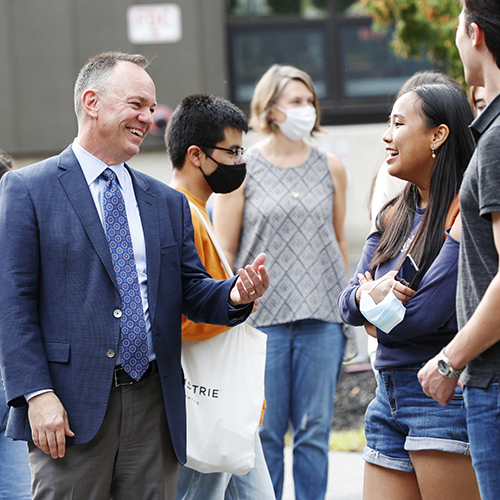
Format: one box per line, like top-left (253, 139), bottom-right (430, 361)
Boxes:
top-left (29, 371), bottom-right (178, 500)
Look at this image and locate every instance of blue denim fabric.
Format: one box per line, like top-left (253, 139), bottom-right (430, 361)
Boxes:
top-left (0, 384), bottom-right (31, 500)
top-left (464, 376), bottom-right (500, 500)
top-left (364, 368), bottom-right (470, 473)
top-left (224, 433), bottom-right (275, 500)
top-left (176, 465), bottom-right (231, 500)
top-left (176, 432), bottom-right (274, 500)
top-left (258, 320), bottom-right (345, 500)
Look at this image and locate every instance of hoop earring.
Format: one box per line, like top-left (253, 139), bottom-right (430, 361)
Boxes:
top-left (431, 147), bottom-right (436, 159)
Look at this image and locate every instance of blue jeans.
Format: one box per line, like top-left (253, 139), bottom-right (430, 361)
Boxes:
top-left (464, 376), bottom-right (500, 500)
top-left (258, 320), bottom-right (345, 500)
top-left (176, 432), bottom-right (274, 500)
top-left (0, 384), bottom-right (31, 500)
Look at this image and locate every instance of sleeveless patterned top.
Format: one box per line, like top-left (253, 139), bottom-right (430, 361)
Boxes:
top-left (236, 146), bottom-right (352, 334)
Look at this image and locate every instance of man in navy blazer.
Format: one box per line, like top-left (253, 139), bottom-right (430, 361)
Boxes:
top-left (0, 52), bottom-right (269, 499)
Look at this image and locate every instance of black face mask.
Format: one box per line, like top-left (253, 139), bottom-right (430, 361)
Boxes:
top-left (200, 155), bottom-right (246, 194)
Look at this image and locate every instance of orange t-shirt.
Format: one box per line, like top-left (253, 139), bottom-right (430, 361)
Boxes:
top-left (177, 188), bottom-right (232, 341)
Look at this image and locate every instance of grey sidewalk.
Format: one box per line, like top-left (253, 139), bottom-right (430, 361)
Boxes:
top-left (282, 447), bottom-right (364, 500)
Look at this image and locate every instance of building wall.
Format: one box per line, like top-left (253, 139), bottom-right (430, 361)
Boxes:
top-left (3, 0), bottom-right (389, 308)
top-left (0, 0), bottom-right (228, 156)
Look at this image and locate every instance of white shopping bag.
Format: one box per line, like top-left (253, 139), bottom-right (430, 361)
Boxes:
top-left (182, 323), bottom-right (267, 474)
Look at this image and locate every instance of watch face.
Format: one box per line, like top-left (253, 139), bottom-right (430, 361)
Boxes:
top-left (437, 359), bottom-right (449, 376)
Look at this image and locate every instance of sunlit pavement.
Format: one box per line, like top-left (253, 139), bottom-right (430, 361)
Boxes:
top-left (282, 447), bottom-right (363, 500)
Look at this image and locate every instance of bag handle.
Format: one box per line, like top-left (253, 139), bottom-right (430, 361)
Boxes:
top-left (188, 202), bottom-right (234, 278)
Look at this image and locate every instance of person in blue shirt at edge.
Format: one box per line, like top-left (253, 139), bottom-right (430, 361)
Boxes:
top-left (338, 83), bottom-right (480, 500)
top-left (166, 93), bottom-right (275, 500)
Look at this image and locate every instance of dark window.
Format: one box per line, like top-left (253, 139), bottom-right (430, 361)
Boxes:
top-left (339, 23), bottom-right (432, 99)
top-left (226, 4), bottom-right (433, 124)
top-left (227, 0), bottom-right (329, 18)
top-left (230, 25), bottom-right (328, 102)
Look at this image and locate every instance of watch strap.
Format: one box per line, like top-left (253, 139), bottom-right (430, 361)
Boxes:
top-left (437, 348), bottom-right (463, 378)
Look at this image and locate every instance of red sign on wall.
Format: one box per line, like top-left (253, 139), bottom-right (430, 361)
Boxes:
top-left (127, 4), bottom-right (182, 44)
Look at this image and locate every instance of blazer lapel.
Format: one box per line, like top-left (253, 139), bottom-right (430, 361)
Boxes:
top-left (57, 147), bottom-right (118, 288)
top-left (128, 167), bottom-right (161, 326)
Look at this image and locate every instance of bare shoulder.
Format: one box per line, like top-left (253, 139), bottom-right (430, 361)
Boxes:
top-left (325, 151), bottom-right (347, 187)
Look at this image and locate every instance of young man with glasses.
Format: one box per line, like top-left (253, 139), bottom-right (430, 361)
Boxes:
top-left (166, 93), bottom-right (274, 500)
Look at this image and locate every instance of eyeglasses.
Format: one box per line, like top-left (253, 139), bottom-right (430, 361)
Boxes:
top-left (200, 145), bottom-right (246, 163)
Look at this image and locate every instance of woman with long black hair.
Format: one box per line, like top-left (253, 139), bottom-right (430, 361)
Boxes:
top-left (339, 83), bottom-right (480, 500)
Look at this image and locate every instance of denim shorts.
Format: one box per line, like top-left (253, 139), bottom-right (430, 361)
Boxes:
top-left (363, 366), bottom-right (470, 472)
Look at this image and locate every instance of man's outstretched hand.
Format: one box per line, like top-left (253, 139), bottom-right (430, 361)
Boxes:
top-left (229, 253), bottom-right (269, 306)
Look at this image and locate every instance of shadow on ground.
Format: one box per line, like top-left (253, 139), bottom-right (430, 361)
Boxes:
top-left (333, 364), bottom-right (377, 431)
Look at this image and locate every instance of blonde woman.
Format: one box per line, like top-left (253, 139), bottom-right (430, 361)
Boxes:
top-left (213, 64), bottom-right (356, 500)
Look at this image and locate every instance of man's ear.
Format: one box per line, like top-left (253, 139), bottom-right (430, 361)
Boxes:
top-left (470, 22), bottom-right (485, 48)
top-left (186, 145), bottom-right (203, 167)
top-left (81, 90), bottom-right (99, 119)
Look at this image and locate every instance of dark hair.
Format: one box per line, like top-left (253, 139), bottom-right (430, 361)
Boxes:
top-left (371, 84), bottom-right (475, 276)
top-left (368, 71), bottom-right (467, 218)
top-left (74, 51), bottom-right (150, 117)
top-left (396, 70), bottom-right (466, 98)
top-left (165, 94), bottom-right (248, 169)
top-left (0, 150), bottom-right (13, 179)
top-left (463, 0), bottom-right (500, 69)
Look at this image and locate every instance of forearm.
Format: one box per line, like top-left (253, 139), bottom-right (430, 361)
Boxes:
top-left (418, 272), bottom-right (500, 406)
top-left (337, 236), bottom-right (349, 273)
top-left (445, 272), bottom-right (500, 370)
top-left (446, 213), bottom-right (500, 369)
top-left (222, 250), bottom-right (236, 272)
top-left (338, 232), bottom-right (380, 326)
top-left (380, 234), bottom-right (459, 343)
top-left (338, 285), bottom-right (365, 326)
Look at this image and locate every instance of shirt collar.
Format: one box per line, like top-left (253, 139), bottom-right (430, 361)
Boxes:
top-left (175, 187), bottom-right (207, 209)
top-left (72, 138), bottom-right (126, 188)
top-left (469, 92), bottom-right (500, 143)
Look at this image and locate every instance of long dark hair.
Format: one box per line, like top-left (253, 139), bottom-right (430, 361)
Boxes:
top-left (371, 84), bottom-right (475, 277)
top-left (367, 72), bottom-right (466, 217)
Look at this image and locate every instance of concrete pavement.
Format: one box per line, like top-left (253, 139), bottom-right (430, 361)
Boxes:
top-left (282, 447), bottom-right (364, 500)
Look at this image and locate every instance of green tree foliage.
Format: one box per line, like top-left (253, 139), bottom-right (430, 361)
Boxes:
top-left (360, 0), bottom-right (464, 84)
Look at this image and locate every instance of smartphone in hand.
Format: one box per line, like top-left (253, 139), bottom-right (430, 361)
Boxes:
top-left (395, 254), bottom-right (419, 289)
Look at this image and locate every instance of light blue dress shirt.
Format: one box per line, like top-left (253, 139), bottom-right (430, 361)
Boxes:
top-left (72, 139), bottom-right (156, 364)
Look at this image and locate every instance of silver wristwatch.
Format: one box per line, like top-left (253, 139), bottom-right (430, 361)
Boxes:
top-left (437, 348), bottom-right (463, 378)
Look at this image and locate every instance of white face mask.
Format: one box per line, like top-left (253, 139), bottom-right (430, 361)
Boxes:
top-left (359, 282), bottom-right (406, 334)
top-left (274, 105), bottom-right (317, 142)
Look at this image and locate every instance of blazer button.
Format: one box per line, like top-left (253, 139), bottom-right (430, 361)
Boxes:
top-left (106, 349), bottom-right (116, 358)
top-left (113, 309), bottom-right (122, 319)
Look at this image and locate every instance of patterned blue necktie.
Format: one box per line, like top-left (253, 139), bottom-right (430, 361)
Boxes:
top-left (101, 168), bottom-right (149, 380)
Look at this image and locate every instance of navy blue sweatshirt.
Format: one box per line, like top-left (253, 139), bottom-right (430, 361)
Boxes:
top-left (338, 208), bottom-right (459, 370)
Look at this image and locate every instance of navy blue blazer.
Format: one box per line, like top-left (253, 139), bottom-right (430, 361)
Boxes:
top-left (0, 146), bottom-right (248, 464)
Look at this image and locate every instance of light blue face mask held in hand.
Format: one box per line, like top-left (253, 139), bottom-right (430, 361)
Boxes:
top-left (359, 281), bottom-right (406, 333)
